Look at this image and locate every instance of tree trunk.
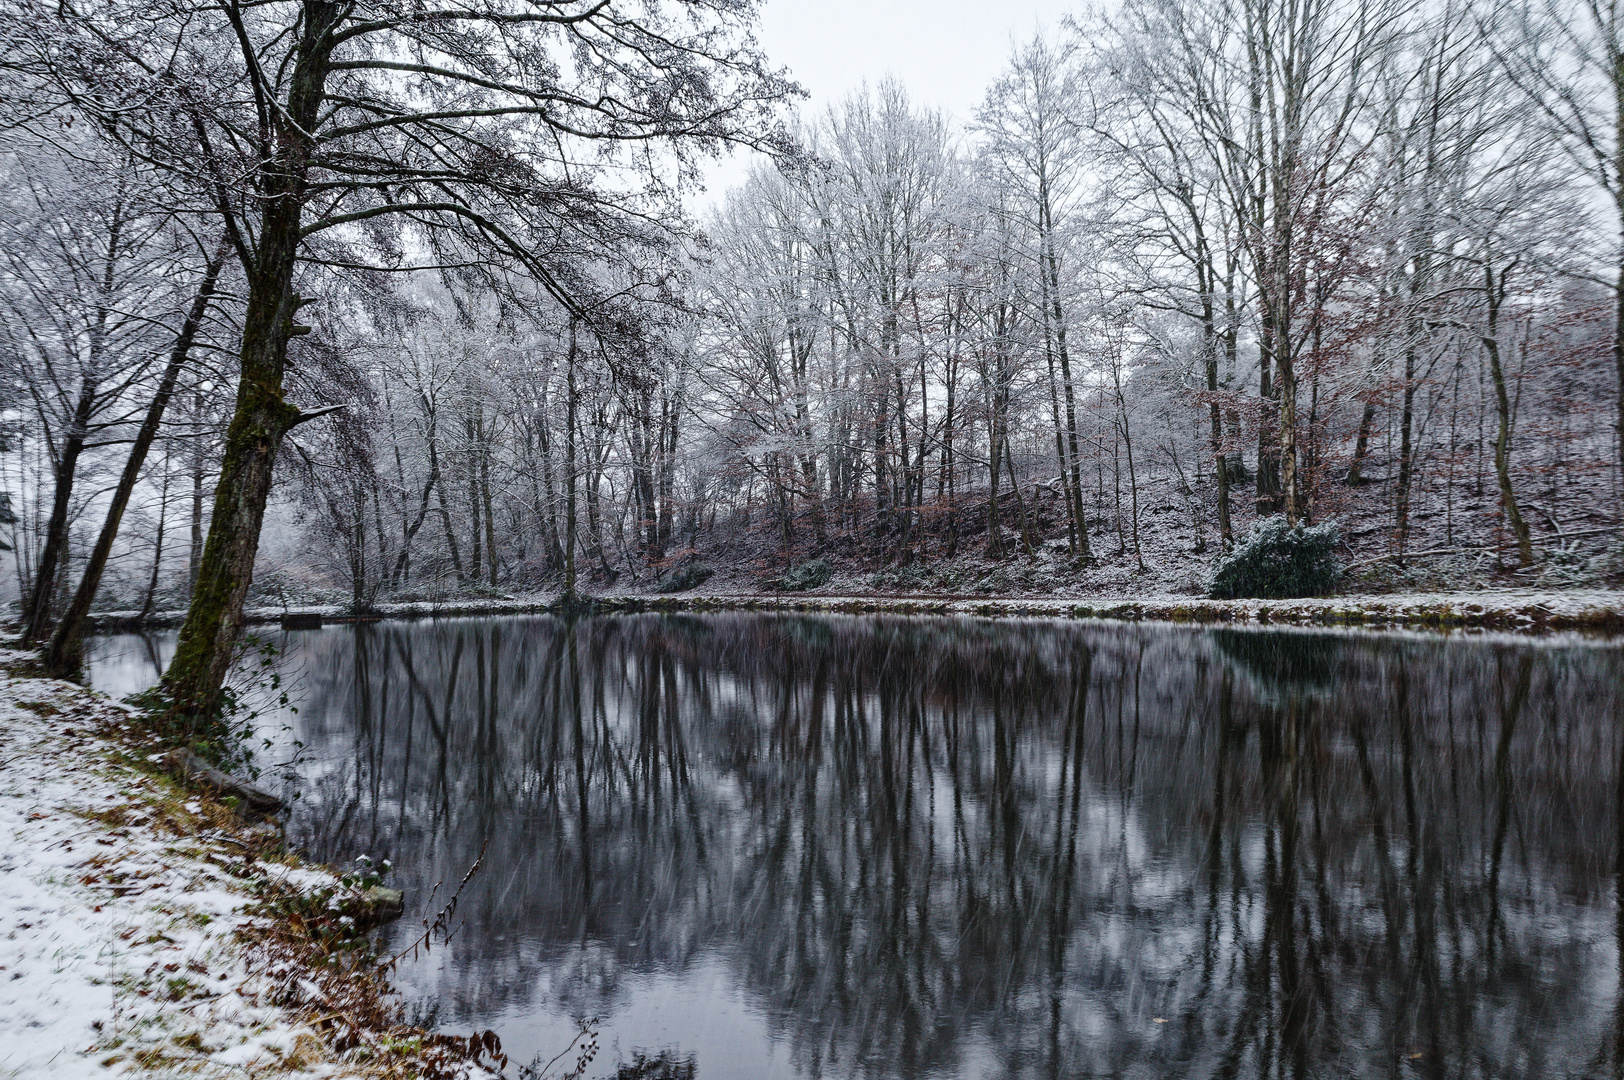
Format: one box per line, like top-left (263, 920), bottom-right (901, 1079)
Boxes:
top-left (350, 479), bottom-right (367, 609)
top-left (1279, 343), bottom-right (1302, 526)
top-left (1394, 338), bottom-right (1419, 551)
top-left (21, 200), bottom-right (128, 645)
top-left (1003, 439), bottom-right (1035, 560)
top-left (658, 381), bottom-right (681, 554)
top-left (391, 404), bottom-right (441, 586)
top-left (21, 379), bottom-right (97, 644)
top-left (1201, 282), bottom-right (1233, 545)
top-left (1043, 202), bottom-right (1091, 561)
top-left (564, 317), bottom-right (579, 600)
top-left (986, 400), bottom-right (1005, 559)
top-left (1615, 249), bottom-right (1624, 502)
top-left (140, 452), bottom-right (172, 622)
top-left (161, 0), bottom-right (343, 724)
top-left (188, 418), bottom-right (205, 598)
top-left (479, 412), bottom-right (497, 586)
top-left (1114, 363), bottom-right (1145, 571)
top-left (1255, 336), bottom-right (1281, 514)
top-left (1483, 263), bottom-right (1533, 567)
top-left (465, 405), bottom-right (482, 584)
top-left (46, 241), bottom-right (227, 677)
top-left (1209, 396), bottom-right (1232, 546)
top-left (1346, 393), bottom-right (1379, 486)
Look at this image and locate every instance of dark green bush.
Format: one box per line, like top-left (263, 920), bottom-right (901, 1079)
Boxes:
top-left (654, 562), bottom-right (714, 593)
top-left (767, 559), bottom-right (832, 592)
top-left (1209, 516), bottom-right (1342, 599)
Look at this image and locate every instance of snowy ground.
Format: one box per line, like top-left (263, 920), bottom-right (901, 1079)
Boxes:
top-left (602, 586), bottom-right (1624, 633)
top-left (83, 585), bottom-right (1624, 636)
top-left (0, 654), bottom-right (499, 1079)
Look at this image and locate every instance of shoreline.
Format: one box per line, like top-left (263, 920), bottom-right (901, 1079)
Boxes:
top-left (0, 656), bottom-right (504, 1079)
top-left (85, 587), bottom-right (1624, 635)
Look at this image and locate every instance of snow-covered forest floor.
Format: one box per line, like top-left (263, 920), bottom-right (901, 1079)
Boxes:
top-left (627, 473), bottom-right (1624, 599)
top-left (91, 473), bottom-right (1618, 634)
top-left (204, 468), bottom-right (1623, 628)
top-left (0, 655), bottom-right (503, 1079)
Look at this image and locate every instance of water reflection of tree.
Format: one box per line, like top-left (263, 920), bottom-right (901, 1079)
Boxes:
top-left (285, 616), bottom-right (1624, 1080)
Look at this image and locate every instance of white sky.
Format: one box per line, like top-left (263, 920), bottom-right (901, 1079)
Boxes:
top-left (692, 0), bottom-right (1078, 209)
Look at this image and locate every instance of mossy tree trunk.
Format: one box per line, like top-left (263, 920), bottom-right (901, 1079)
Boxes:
top-left (161, 1), bottom-right (342, 723)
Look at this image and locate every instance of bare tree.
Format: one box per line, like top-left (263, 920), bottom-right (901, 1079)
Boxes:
top-left (10, 0), bottom-right (797, 721)
top-left (1495, 0), bottom-right (1624, 504)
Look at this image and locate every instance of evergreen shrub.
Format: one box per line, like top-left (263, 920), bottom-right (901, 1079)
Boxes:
top-left (768, 559), bottom-right (832, 592)
top-left (1209, 515), bottom-right (1342, 599)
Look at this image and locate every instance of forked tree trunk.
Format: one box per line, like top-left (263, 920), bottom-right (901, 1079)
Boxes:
top-left (46, 241), bottom-right (227, 677)
top-left (21, 203), bottom-right (127, 645)
top-left (391, 405), bottom-right (440, 587)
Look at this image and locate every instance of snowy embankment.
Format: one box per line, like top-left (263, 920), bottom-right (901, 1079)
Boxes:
top-left (84, 588), bottom-right (1624, 634)
top-left (642, 587), bottom-right (1624, 631)
top-left (0, 655), bottom-right (500, 1079)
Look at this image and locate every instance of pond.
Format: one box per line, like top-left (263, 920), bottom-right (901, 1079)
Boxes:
top-left (89, 614), bottom-right (1624, 1080)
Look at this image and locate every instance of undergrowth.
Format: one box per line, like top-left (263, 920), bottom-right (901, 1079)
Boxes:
top-left (1209, 516), bottom-right (1343, 599)
top-left (123, 632), bottom-right (298, 773)
top-left (765, 559), bottom-right (833, 591)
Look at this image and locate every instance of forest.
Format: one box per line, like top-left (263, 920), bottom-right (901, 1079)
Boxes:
top-left (3, 0), bottom-right (1624, 696)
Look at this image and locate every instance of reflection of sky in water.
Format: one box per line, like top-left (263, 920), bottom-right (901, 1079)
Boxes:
top-left (87, 626), bottom-right (809, 1076)
top-left (89, 629), bottom-right (321, 771)
top-left (405, 951), bottom-right (797, 1077)
top-left (87, 616), bottom-right (1624, 1080)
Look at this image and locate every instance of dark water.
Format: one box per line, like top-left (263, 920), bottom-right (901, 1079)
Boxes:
top-left (89, 614), bottom-right (1624, 1079)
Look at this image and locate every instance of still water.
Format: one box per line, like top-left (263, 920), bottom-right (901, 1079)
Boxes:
top-left (89, 614), bottom-right (1624, 1079)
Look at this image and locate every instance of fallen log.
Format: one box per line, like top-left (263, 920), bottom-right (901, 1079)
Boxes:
top-left (163, 750), bottom-right (288, 815)
top-left (1344, 526), bottom-right (1622, 572)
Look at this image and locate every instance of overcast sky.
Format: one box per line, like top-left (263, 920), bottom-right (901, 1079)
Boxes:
top-left (692, 0), bottom-right (1077, 209)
